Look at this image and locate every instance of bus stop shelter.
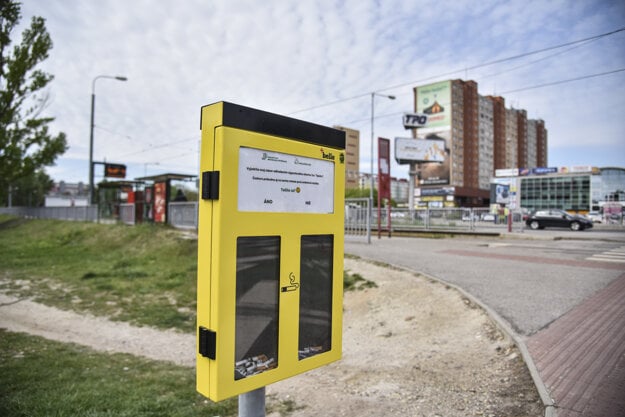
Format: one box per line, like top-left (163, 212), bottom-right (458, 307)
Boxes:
top-left (134, 173), bottom-right (197, 224)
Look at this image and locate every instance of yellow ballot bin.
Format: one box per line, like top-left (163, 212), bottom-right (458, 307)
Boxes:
top-left (196, 102), bottom-right (346, 401)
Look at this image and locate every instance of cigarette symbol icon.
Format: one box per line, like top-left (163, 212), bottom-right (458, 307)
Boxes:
top-left (281, 272), bottom-right (300, 292)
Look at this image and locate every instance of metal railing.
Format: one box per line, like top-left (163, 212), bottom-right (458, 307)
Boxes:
top-left (2, 202), bottom-right (530, 235)
top-left (0, 205), bottom-right (98, 222)
top-left (383, 207), bottom-right (517, 232)
top-left (344, 204), bottom-right (528, 238)
top-left (345, 198), bottom-right (371, 240)
top-left (168, 202), bottom-right (198, 229)
top-left (119, 203), bottom-right (136, 225)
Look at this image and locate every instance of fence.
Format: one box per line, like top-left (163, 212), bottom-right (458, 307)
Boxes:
top-left (379, 207), bottom-right (526, 233)
top-left (0, 205), bottom-right (98, 222)
top-left (2, 202), bottom-right (528, 235)
top-left (168, 202), bottom-right (198, 229)
top-left (344, 198), bottom-right (371, 240)
top-left (119, 203), bottom-right (136, 225)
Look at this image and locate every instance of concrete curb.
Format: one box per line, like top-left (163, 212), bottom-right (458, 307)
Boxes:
top-left (423, 274), bottom-right (558, 417)
top-left (350, 256), bottom-right (557, 417)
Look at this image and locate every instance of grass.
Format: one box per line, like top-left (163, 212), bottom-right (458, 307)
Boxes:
top-left (0, 216), bottom-right (198, 331)
top-left (0, 215), bottom-right (376, 417)
top-left (0, 215), bottom-right (375, 333)
top-left (0, 329), bottom-right (237, 417)
top-left (0, 216), bottom-right (373, 416)
top-left (343, 271), bottom-right (377, 291)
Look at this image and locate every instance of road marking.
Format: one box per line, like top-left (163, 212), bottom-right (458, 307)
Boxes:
top-left (587, 247), bottom-right (625, 263)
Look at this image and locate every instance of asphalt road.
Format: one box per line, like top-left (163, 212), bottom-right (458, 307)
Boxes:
top-left (344, 228), bottom-right (625, 337)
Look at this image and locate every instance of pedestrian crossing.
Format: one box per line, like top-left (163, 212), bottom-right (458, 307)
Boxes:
top-left (587, 246), bottom-right (625, 263)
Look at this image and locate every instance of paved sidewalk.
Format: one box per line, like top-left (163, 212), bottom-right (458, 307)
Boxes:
top-left (527, 273), bottom-right (625, 417)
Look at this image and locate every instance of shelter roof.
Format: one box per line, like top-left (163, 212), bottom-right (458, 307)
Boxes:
top-left (134, 173), bottom-right (196, 182)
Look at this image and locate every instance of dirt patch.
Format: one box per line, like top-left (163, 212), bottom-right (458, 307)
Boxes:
top-left (267, 258), bottom-right (542, 416)
top-left (0, 258), bottom-right (542, 416)
top-left (0, 217), bottom-right (29, 231)
top-left (0, 292), bottom-right (194, 367)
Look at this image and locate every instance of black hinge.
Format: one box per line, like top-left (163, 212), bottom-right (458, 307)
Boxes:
top-left (198, 327), bottom-right (216, 359)
top-left (201, 171), bottom-right (220, 200)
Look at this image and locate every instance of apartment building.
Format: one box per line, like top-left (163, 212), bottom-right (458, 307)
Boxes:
top-left (412, 79), bottom-right (548, 207)
top-left (478, 96), bottom-right (495, 190)
top-left (333, 125), bottom-right (360, 190)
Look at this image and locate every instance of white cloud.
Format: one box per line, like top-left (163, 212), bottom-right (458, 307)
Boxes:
top-left (15, 0), bottom-right (625, 183)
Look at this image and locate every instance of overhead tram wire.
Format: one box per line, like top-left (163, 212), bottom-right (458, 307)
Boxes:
top-left (115, 135), bottom-right (197, 159)
top-left (377, 26), bottom-right (625, 94)
top-left (286, 26), bottom-right (625, 116)
top-left (476, 39), bottom-right (599, 83)
top-left (500, 68), bottom-right (625, 94)
top-left (342, 69), bottom-right (625, 127)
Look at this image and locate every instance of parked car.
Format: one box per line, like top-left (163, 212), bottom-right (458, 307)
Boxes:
top-left (586, 211), bottom-right (603, 223)
top-left (525, 209), bottom-right (593, 231)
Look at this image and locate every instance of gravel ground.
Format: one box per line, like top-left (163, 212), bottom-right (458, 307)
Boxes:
top-left (267, 258), bottom-right (543, 416)
top-left (0, 258), bottom-right (543, 416)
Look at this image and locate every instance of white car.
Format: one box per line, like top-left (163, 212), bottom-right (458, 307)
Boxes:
top-left (586, 211), bottom-right (602, 223)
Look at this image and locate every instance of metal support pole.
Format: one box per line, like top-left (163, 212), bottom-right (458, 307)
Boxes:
top-left (368, 92), bottom-right (395, 244)
top-left (88, 75), bottom-right (127, 206)
top-left (369, 93), bottom-right (374, 245)
top-left (239, 387), bottom-right (265, 417)
top-left (89, 93), bottom-right (95, 205)
top-left (408, 162), bottom-right (416, 217)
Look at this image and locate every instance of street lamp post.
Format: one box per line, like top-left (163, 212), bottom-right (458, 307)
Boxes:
top-left (89, 75), bottom-right (128, 205)
top-left (369, 92), bottom-right (395, 243)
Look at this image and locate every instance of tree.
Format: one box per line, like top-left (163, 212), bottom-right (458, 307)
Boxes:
top-left (344, 187), bottom-right (396, 207)
top-left (0, 0), bottom-right (67, 206)
top-left (7, 169), bottom-right (53, 206)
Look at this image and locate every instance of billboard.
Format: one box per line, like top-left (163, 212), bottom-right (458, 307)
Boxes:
top-left (153, 181), bottom-right (167, 223)
top-left (495, 183), bottom-right (510, 204)
top-left (414, 129), bottom-right (451, 186)
top-left (395, 137), bottom-right (446, 164)
top-left (415, 81), bottom-right (451, 129)
top-left (415, 81), bottom-right (452, 186)
top-left (559, 165), bottom-right (595, 174)
top-left (378, 138), bottom-right (391, 200)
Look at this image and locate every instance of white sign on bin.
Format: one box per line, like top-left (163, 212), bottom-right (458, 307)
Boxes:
top-left (238, 147), bottom-right (335, 213)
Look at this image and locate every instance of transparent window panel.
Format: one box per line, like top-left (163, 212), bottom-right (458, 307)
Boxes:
top-left (298, 235), bottom-right (333, 360)
top-left (235, 236), bottom-right (280, 380)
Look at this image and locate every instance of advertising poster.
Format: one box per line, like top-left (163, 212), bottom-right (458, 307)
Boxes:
top-left (154, 181), bottom-right (167, 223)
top-left (395, 137), bottom-right (446, 164)
top-left (415, 128), bottom-right (451, 186)
top-left (495, 184), bottom-right (510, 204)
top-left (415, 80), bottom-right (452, 129)
top-left (415, 80), bottom-right (452, 186)
top-left (378, 138), bottom-right (391, 200)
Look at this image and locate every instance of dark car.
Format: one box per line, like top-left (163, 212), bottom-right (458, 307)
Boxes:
top-left (525, 209), bottom-right (593, 231)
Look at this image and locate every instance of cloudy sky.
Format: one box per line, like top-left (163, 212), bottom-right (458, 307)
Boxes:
top-left (16, 0), bottom-right (625, 185)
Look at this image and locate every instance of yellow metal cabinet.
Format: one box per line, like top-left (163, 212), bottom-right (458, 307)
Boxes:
top-left (196, 102), bottom-right (346, 401)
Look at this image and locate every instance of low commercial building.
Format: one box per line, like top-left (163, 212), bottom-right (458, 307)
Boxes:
top-left (45, 181), bottom-right (89, 207)
top-left (492, 166), bottom-right (625, 214)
